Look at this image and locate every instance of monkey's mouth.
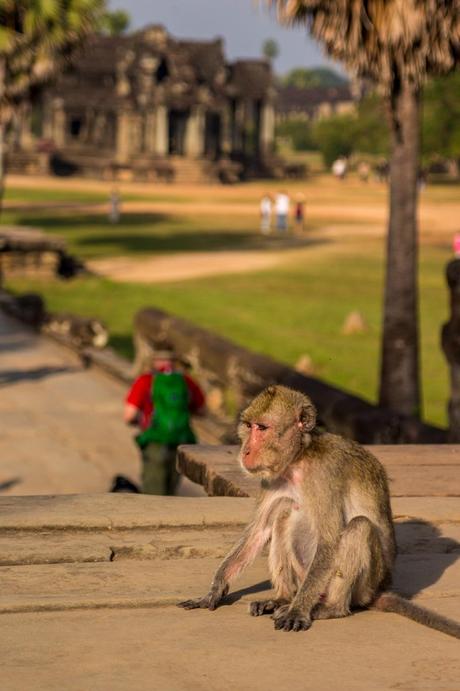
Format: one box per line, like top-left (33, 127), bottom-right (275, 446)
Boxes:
top-left (241, 463), bottom-right (277, 480)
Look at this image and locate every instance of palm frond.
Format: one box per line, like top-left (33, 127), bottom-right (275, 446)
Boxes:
top-left (269, 1), bottom-right (460, 87)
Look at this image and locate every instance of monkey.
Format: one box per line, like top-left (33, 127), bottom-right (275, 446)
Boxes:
top-left (178, 385), bottom-right (460, 639)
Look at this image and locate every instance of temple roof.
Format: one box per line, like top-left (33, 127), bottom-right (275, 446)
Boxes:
top-left (50, 26), bottom-right (273, 111)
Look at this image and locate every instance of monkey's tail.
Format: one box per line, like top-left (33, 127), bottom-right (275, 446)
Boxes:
top-left (373, 592), bottom-right (460, 640)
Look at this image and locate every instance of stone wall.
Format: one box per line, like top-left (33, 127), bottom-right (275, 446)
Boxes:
top-left (442, 259), bottom-right (460, 442)
top-left (134, 307), bottom-right (446, 444)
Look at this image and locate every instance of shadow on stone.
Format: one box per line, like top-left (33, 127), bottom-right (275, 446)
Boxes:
top-left (221, 580), bottom-right (272, 606)
top-left (0, 365), bottom-right (79, 387)
top-left (394, 520), bottom-right (459, 598)
top-left (0, 477), bottom-right (22, 492)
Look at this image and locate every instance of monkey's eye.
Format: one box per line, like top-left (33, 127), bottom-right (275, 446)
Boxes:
top-left (242, 420), bottom-right (251, 429)
top-left (256, 423), bottom-right (269, 431)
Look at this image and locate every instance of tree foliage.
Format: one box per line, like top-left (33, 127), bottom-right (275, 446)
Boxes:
top-left (0, 0), bottom-right (105, 115)
top-left (101, 9), bottom-right (130, 36)
top-left (282, 66), bottom-right (347, 88)
top-left (262, 38), bottom-right (279, 61)
top-left (422, 71), bottom-right (460, 160)
top-left (271, 1), bottom-right (460, 91)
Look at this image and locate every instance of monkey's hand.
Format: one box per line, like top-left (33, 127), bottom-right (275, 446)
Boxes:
top-left (177, 585), bottom-right (229, 612)
top-left (272, 604), bottom-right (312, 632)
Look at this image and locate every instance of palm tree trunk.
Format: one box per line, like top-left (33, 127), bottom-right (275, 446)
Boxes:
top-left (379, 79), bottom-right (421, 418)
top-left (0, 55), bottom-right (5, 221)
top-left (0, 120), bottom-right (6, 221)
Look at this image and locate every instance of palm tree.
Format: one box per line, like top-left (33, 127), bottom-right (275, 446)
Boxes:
top-left (270, 1), bottom-right (460, 419)
top-left (0, 0), bottom-right (104, 206)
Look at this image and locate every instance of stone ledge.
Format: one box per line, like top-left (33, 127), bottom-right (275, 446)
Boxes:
top-left (0, 494), bottom-right (253, 531)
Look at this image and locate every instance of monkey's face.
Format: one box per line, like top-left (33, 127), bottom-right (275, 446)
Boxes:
top-left (238, 418), bottom-right (304, 480)
top-left (237, 386), bottom-right (316, 481)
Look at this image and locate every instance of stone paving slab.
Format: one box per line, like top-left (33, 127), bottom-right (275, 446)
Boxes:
top-left (1, 607), bottom-right (459, 691)
top-left (391, 497), bottom-right (460, 523)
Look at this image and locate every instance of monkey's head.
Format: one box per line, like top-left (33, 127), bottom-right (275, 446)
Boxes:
top-left (237, 385), bottom-right (317, 481)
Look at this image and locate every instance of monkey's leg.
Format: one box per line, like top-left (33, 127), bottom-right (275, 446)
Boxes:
top-left (179, 518), bottom-right (271, 611)
top-left (312, 515), bottom-right (386, 620)
top-left (250, 509), bottom-right (297, 617)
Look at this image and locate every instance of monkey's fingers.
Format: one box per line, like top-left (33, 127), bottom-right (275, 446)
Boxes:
top-left (178, 594), bottom-right (220, 611)
top-left (273, 607), bottom-right (311, 632)
top-left (177, 599), bottom-right (200, 609)
top-left (177, 598), bottom-right (209, 610)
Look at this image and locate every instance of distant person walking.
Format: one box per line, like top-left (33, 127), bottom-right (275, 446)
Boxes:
top-left (109, 187), bottom-right (121, 223)
top-left (275, 191), bottom-right (290, 232)
top-left (294, 194), bottom-right (306, 233)
top-left (332, 157), bottom-right (347, 180)
top-left (357, 161), bottom-right (371, 182)
top-left (259, 194), bottom-right (272, 234)
top-left (124, 344), bottom-right (205, 495)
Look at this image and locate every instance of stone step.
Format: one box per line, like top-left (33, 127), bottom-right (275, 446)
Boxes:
top-left (0, 550), bottom-right (458, 615)
top-left (0, 494), bottom-right (252, 531)
top-left (0, 521), bottom-right (458, 568)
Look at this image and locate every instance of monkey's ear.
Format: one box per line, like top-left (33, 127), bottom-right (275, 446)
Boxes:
top-left (299, 403), bottom-right (316, 432)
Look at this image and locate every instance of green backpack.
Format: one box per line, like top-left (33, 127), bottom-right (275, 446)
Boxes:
top-left (136, 372), bottom-right (196, 448)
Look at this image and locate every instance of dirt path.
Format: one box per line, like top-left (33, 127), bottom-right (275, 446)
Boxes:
top-left (87, 249), bottom-right (287, 283)
top-left (0, 311), bottom-right (203, 495)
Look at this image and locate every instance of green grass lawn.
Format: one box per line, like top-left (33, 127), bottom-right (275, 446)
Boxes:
top-left (6, 240), bottom-right (451, 428)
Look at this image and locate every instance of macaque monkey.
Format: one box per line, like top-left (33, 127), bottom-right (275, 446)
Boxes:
top-left (179, 386), bottom-right (460, 638)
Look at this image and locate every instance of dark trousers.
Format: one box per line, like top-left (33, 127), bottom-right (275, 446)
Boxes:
top-left (141, 443), bottom-right (179, 495)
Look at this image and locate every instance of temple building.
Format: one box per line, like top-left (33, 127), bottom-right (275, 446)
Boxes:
top-left (11, 25), bottom-right (276, 183)
top-left (276, 84), bottom-right (356, 123)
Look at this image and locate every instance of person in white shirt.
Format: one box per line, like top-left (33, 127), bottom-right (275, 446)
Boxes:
top-left (275, 191), bottom-right (290, 232)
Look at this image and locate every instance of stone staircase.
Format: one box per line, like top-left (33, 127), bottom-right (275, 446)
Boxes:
top-left (169, 156), bottom-right (216, 184)
top-left (7, 150), bottom-right (49, 175)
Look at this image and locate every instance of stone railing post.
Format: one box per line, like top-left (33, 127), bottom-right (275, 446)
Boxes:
top-left (441, 259), bottom-right (460, 441)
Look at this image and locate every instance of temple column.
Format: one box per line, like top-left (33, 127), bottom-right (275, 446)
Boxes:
top-left (259, 101), bottom-right (275, 157)
top-left (185, 106), bottom-right (205, 158)
top-left (220, 107), bottom-right (231, 156)
top-left (154, 105), bottom-right (168, 156)
top-left (19, 104), bottom-right (34, 150)
top-left (52, 99), bottom-right (66, 147)
top-left (144, 111), bottom-right (156, 153)
top-left (233, 100), bottom-right (245, 153)
top-left (116, 111), bottom-right (130, 163)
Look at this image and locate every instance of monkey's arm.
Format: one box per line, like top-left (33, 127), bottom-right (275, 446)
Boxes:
top-left (178, 518), bottom-right (271, 611)
top-left (272, 541), bottom-right (336, 631)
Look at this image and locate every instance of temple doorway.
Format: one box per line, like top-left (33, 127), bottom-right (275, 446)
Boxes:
top-left (204, 113), bottom-right (221, 160)
top-left (168, 110), bottom-right (189, 155)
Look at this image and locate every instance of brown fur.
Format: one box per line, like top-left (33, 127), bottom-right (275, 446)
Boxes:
top-left (178, 386), bottom-right (460, 639)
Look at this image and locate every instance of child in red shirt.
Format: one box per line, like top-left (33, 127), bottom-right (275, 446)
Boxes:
top-left (124, 346), bottom-right (205, 494)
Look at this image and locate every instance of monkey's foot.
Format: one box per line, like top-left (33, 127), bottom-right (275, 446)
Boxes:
top-left (249, 599), bottom-right (288, 617)
top-left (272, 605), bottom-right (312, 632)
top-left (311, 603), bottom-right (350, 620)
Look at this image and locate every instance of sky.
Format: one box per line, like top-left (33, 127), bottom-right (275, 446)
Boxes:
top-left (108, 0), bottom-right (344, 75)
